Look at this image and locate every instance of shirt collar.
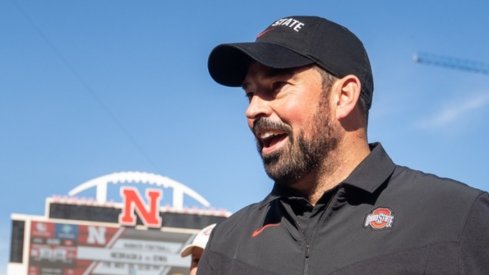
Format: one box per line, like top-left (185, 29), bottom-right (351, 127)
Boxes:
top-left (260, 142), bottom-right (396, 207)
top-left (342, 142), bottom-right (396, 193)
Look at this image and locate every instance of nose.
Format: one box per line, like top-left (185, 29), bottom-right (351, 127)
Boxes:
top-left (245, 95), bottom-right (272, 122)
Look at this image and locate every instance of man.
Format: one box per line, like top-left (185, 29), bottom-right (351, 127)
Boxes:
top-left (199, 16), bottom-right (489, 274)
top-left (180, 224), bottom-right (216, 275)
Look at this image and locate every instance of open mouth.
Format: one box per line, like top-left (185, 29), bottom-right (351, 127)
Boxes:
top-left (257, 131), bottom-right (289, 154)
top-left (252, 118), bottom-right (292, 155)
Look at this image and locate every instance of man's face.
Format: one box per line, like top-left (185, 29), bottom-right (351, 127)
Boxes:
top-left (242, 63), bottom-right (339, 186)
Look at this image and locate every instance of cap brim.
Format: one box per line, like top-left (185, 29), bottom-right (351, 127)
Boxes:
top-left (180, 244), bottom-right (200, 257)
top-left (208, 42), bottom-right (314, 87)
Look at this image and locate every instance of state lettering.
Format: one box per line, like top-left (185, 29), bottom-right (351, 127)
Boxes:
top-left (271, 18), bottom-right (305, 32)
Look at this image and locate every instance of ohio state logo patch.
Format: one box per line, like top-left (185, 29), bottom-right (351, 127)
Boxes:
top-left (364, 207), bottom-right (394, 230)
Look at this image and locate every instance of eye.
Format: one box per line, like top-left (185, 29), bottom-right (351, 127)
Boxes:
top-left (271, 81), bottom-right (287, 92)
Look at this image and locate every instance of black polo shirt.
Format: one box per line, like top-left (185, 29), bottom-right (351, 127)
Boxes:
top-left (198, 143), bottom-right (489, 274)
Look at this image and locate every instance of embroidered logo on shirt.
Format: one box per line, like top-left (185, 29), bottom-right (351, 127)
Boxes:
top-left (251, 223), bottom-right (281, 237)
top-left (364, 207), bottom-right (394, 230)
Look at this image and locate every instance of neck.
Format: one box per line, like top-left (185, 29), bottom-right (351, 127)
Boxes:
top-left (290, 138), bottom-right (371, 206)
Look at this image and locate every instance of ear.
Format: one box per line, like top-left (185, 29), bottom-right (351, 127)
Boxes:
top-left (333, 74), bottom-right (362, 120)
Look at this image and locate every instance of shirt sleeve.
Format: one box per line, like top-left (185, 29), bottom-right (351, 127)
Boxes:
top-left (460, 192), bottom-right (489, 274)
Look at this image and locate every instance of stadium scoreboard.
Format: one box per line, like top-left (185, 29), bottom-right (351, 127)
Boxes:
top-left (8, 172), bottom-right (230, 275)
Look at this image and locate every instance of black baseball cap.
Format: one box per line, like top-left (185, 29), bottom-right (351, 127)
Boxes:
top-left (208, 15), bottom-right (374, 110)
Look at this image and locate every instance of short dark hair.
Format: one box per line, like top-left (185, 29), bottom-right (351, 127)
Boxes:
top-left (313, 65), bottom-right (369, 126)
top-left (312, 65), bottom-right (336, 93)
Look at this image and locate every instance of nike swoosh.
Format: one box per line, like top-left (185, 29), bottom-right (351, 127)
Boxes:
top-left (251, 223), bottom-right (281, 237)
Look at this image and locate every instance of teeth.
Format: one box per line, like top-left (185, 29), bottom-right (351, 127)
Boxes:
top-left (259, 131), bottom-right (283, 139)
top-left (261, 132), bottom-right (276, 139)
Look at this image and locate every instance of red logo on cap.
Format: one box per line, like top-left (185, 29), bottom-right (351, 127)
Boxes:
top-left (203, 226), bottom-right (213, 236)
top-left (364, 208), bottom-right (394, 230)
top-left (256, 27), bottom-right (274, 39)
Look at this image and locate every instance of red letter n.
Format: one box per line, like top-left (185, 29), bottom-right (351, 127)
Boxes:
top-left (118, 187), bottom-right (162, 228)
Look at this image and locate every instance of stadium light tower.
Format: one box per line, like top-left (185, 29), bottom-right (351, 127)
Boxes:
top-left (413, 52), bottom-right (489, 75)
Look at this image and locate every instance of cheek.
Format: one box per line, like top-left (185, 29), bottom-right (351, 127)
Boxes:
top-left (276, 85), bottom-right (323, 127)
top-left (277, 100), bottom-right (313, 128)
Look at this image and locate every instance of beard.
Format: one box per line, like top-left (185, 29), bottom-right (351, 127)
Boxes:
top-left (254, 96), bottom-right (339, 186)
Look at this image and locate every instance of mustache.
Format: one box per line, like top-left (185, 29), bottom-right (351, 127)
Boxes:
top-left (252, 117), bottom-right (292, 136)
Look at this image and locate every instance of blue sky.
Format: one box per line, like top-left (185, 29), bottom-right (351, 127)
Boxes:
top-left (1, 0), bottom-right (489, 271)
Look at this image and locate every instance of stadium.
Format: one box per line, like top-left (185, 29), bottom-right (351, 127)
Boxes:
top-left (8, 171), bottom-right (230, 275)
